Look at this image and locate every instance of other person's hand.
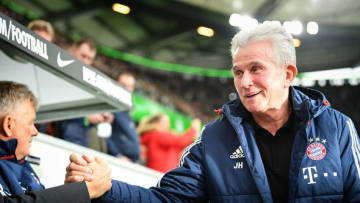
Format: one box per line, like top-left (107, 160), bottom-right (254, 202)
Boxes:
top-left (87, 114), bottom-right (105, 124)
top-left (65, 153), bottom-right (112, 199)
top-left (85, 157), bottom-right (112, 199)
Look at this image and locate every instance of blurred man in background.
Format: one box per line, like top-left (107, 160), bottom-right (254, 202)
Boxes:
top-left (28, 20), bottom-right (55, 136)
top-left (106, 72), bottom-right (140, 162)
top-left (58, 39), bottom-right (114, 148)
top-left (27, 20), bottom-right (54, 42)
top-left (70, 39), bottom-right (97, 66)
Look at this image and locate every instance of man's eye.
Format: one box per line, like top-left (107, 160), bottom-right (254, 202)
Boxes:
top-left (252, 66), bottom-right (261, 72)
top-left (235, 70), bottom-right (243, 76)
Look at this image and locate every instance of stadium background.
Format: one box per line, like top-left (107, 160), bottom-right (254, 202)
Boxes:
top-left (1, 0), bottom-right (360, 132)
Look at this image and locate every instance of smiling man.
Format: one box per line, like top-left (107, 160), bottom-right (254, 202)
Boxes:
top-left (66, 22), bottom-right (360, 202)
top-left (0, 81), bottom-right (43, 196)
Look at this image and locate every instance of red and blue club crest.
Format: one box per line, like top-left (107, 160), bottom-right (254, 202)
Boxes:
top-left (306, 142), bottom-right (326, 160)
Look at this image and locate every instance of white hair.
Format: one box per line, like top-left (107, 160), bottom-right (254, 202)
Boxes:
top-left (0, 81), bottom-right (38, 117)
top-left (230, 21), bottom-right (296, 68)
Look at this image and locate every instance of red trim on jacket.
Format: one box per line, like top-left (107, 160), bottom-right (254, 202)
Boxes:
top-left (214, 109), bottom-right (223, 115)
top-left (0, 155), bottom-right (15, 160)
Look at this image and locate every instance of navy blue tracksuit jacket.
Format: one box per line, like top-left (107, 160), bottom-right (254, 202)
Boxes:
top-left (94, 86), bottom-right (360, 202)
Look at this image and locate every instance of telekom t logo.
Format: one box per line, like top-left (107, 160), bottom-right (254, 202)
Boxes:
top-left (303, 166), bottom-right (318, 184)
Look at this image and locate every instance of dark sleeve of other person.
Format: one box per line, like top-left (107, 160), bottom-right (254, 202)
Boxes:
top-left (0, 182), bottom-right (90, 203)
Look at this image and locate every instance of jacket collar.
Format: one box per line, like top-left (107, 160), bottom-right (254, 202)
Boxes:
top-left (291, 86), bottom-right (329, 120)
top-left (222, 86), bottom-right (330, 122)
top-left (0, 139), bottom-right (18, 160)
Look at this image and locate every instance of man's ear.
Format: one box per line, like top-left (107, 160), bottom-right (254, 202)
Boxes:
top-left (285, 64), bottom-right (298, 88)
top-left (2, 115), bottom-right (15, 137)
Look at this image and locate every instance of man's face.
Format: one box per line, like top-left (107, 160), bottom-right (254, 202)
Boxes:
top-left (232, 40), bottom-right (288, 115)
top-left (73, 43), bottom-right (96, 65)
top-left (10, 100), bottom-right (38, 160)
top-left (118, 74), bottom-right (135, 92)
top-left (33, 30), bottom-right (53, 42)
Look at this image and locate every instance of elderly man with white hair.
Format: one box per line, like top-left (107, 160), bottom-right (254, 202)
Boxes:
top-left (66, 22), bottom-right (360, 203)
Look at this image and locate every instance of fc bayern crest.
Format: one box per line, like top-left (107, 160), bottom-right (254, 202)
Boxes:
top-left (307, 142), bottom-right (326, 160)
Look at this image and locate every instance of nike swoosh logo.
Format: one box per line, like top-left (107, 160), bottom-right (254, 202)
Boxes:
top-left (57, 52), bottom-right (74, 67)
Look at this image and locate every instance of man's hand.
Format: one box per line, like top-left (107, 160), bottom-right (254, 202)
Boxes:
top-left (65, 153), bottom-right (112, 199)
top-left (87, 113), bottom-right (114, 124)
top-left (87, 114), bottom-right (105, 124)
top-left (102, 112), bottom-right (114, 123)
top-left (65, 153), bottom-right (94, 183)
top-left (85, 157), bottom-right (112, 199)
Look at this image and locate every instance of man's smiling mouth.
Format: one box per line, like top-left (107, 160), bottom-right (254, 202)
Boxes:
top-left (245, 91), bottom-right (261, 98)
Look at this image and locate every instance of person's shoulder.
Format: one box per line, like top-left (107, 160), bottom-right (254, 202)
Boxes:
top-left (203, 118), bottom-right (225, 130)
top-left (317, 107), bottom-right (353, 133)
top-left (201, 117), bottom-right (233, 140)
top-left (322, 107), bottom-right (350, 121)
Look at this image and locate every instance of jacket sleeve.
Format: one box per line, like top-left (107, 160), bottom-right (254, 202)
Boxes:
top-left (339, 118), bottom-right (360, 202)
top-left (94, 137), bottom-right (207, 203)
top-left (0, 182), bottom-right (90, 203)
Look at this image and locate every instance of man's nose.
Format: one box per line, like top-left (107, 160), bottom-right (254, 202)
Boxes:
top-left (240, 72), bottom-right (253, 88)
top-left (32, 125), bottom-right (39, 136)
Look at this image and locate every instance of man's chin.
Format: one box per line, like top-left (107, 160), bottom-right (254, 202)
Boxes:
top-left (244, 108), bottom-right (257, 114)
top-left (244, 102), bottom-right (260, 111)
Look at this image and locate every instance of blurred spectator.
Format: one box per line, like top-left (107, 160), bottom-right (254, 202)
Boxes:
top-left (57, 113), bottom-right (113, 147)
top-left (58, 39), bottom-right (114, 148)
top-left (137, 114), bottom-right (201, 172)
top-left (106, 72), bottom-right (140, 162)
top-left (27, 20), bottom-right (54, 135)
top-left (69, 39), bottom-right (97, 66)
top-left (27, 19), bottom-right (54, 42)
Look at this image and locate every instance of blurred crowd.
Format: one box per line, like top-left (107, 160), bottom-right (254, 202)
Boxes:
top-left (1, 5), bottom-right (207, 173)
top-left (1, 4), bottom-right (232, 123)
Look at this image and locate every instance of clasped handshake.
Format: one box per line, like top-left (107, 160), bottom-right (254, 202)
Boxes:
top-left (65, 153), bottom-right (112, 199)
